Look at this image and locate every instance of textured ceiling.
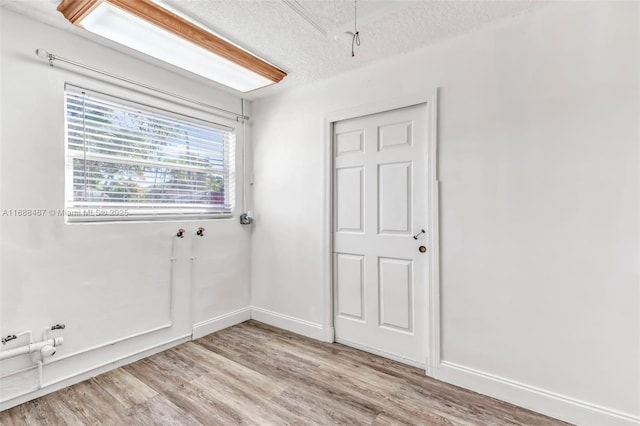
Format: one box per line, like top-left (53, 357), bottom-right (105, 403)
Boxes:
top-left (0, 0), bottom-right (550, 99)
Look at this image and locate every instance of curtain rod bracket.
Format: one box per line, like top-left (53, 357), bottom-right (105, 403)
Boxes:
top-left (35, 48), bottom-right (54, 66)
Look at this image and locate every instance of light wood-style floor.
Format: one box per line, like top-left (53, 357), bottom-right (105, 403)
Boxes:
top-left (1, 320), bottom-right (568, 425)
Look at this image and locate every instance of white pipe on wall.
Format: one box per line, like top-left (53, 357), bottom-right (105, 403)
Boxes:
top-left (14, 331), bottom-right (33, 344)
top-left (0, 334), bottom-right (63, 404)
top-left (0, 338), bottom-right (63, 361)
top-left (0, 345), bottom-right (30, 360)
top-left (37, 361), bottom-right (43, 390)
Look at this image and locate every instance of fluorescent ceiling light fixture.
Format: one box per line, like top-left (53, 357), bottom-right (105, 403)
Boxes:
top-left (57, 0), bottom-right (287, 92)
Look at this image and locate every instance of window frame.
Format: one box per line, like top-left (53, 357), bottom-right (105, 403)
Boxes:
top-left (63, 84), bottom-right (237, 223)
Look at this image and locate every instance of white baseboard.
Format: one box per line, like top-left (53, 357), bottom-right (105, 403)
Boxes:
top-left (5, 308), bottom-right (635, 426)
top-left (437, 361), bottom-right (640, 426)
top-left (0, 334), bottom-right (190, 412)
top-left (324, 326), bottom-right (335, 343)
top-left (192, 307), bottom-right (252, 339)
top-left (251, 307), bottom-right (325, 340)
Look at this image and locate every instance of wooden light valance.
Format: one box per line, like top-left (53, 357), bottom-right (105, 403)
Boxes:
top-left (57, 0), bottom-right (287, 84)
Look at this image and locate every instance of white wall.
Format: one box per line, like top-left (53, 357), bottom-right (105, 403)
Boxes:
top-left (0, 9), bottom-right (251, 408)
top-left (251, 2), bottom-right (639, 425)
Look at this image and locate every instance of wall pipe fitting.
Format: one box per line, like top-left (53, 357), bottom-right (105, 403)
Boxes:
top-left (0, 337), bottom-right (63, 361)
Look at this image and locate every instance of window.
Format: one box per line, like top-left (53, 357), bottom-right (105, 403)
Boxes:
top-left (64, 86), bottom-right (235, 222)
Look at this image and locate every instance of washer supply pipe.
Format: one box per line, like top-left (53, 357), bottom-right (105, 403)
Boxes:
top-left (0, 338), bottom-right (63, 361)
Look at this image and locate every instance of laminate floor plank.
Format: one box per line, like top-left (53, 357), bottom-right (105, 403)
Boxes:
top-left (14, 394), bottom-right (82, 426)
top-left (176, 342), bottom-right (288, 397)
top-left (126, 395), bottom-right (201, 426)
top-left (195, 335), bottom-right (321, 386)
top-left (0, 320), bottom-right (570, 426)
top-left (57, 380), bottom-right (129, 425)
top-left (92, 368), bottom-right (158, 410)
top-left (147, 350), bottom-right (206, 382)
top-left (36, 395), bottom-right (84, 426)
top-left (121, 358), bottom-right (176, 395)
top-left (263, 334), bottom-right (472, 424)
top-left (0, 402), bottom-right (29, 426)
top-left (162, 381), bottom-right (254, 425)
top-left (190, 372), bottom-right (305, 426)
top-left (251, 322), bottom-right (429, 386)
top-left (372, 409), bottom-right (460, 426)
top-left (272, 385), bottom-right (380, 425)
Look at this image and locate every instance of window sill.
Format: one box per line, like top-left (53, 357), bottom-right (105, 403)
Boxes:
top-left (65, 213), bottom-right (234, 224)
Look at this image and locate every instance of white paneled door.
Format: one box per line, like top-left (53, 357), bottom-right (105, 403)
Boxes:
top-left (333, 104), bottom-right (428, 367)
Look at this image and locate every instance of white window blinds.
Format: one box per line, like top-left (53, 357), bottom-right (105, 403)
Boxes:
top-left (64, 86), bottom-right (235, 221)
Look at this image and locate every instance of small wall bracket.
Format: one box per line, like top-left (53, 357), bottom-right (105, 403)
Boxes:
top-left (240, 212), bottom-right (253, 225)
top-left (1, 335), bottom-right (17, 345)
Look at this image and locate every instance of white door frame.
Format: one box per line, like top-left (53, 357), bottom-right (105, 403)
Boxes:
top-left (322, 89), bottom-right (441, 376)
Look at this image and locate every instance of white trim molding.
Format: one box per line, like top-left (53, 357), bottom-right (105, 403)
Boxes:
top-left (251, 307), bottom-right (325, 340)
top-left (192, 307), bottom-right (252, 340)
top-left (426, 90), bottom-right (441, 378)
top-left (436, 361), bottom-right (640, 426)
